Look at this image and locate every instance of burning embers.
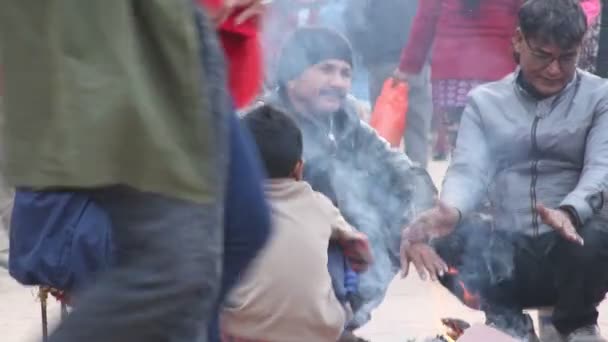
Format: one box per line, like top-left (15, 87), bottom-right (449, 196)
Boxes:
top-left (429, 318), bottom-right (471, 342)
top-left (445, 267), bottom-right (481, 310)
top-left (430, 320), bottom-right (520, 342)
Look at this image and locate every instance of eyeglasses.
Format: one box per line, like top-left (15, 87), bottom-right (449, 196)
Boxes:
top-left (524, 36), bottom-right (579, 70)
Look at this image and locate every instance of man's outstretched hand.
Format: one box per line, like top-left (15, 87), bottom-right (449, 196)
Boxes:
top-left (401, 243), bottom-right (448, 282)
top-left (400, 201), bottom-right (460, 281)
top-left (537, 204), bottom-right (584, 245)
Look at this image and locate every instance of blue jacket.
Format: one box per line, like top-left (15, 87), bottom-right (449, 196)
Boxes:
top-left (208, 114), bottom-right (271, 341)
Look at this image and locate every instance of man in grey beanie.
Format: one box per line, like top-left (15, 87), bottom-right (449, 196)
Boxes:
top-left (248, 27), bottom-right (437, 338)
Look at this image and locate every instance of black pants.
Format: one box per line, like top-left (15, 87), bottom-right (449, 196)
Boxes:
top-left (433, 220), bottom-right (608, 336)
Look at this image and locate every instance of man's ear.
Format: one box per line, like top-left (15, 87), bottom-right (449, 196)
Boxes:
top-left (292, 159), bottom-right (304, 181)
top-left (513, 28), bottom-right (524, 56)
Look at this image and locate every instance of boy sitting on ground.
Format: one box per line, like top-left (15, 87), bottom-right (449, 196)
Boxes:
top-left (221, 105), bottom-right (372, 342)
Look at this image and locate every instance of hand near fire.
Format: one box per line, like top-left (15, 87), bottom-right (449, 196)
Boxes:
top-left (401, 243), bottom-right (448, 282)
top-left (400, 201), bottom-right (460, 281)
top-left (537, 204), bottom-right (584, 245)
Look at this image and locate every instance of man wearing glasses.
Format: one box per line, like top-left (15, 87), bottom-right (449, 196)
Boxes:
top-left (399, 0), bottom-right (608, 341)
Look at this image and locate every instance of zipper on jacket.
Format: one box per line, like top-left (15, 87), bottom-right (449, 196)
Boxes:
top-left (530, 116), bottom-right (541, 237)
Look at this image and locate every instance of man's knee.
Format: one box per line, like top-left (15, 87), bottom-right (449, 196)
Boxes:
top-left (559, 228), bottom-right (608, 267)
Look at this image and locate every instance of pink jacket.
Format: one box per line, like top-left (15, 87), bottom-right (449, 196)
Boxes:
top-left (581, 0), bottom-right (601, 25)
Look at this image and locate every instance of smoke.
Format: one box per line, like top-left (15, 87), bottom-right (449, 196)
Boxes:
top-left (295, 105), bottom-right (436, 327)
top-left (255, 0), bottom-right (439, 328)
top-left (434, 214), bottom-right (516, 295)
top-left (252, 0), bottom-right (535, 335)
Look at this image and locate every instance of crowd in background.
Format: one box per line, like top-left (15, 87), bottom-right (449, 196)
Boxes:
top-left (259, 0), bottom-right (603, 165)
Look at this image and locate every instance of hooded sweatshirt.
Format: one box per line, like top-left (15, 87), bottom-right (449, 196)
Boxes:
top-left (222, 179), bottom-right (352, 342)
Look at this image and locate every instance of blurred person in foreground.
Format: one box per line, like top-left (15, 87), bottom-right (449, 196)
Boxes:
top-left (401, 0), bottom-right (608, 341)
top-left (195, 3), bottom-right (276, 342)
top-left (344, 0), bottom-right (432, 168)
top-left (221, 105), bottom-right (372, 342)
top-left (395, 0), bottom-right (520, 160)
top-left (200, 0), bottom-right (266, 109)
top-left (249, 27), bottom-right (437, 340)
top-left (0, 1), bottom-right (239, 341)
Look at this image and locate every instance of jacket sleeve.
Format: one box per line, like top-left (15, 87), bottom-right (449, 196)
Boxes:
top-left (560, 86), bottom-right (608, 224)
top-left (441, 95), bottom-right (494, 216)
top-left (314, 191), bottom-right (356, 239)
top-left (353, 120), bottom-right (436, 223)
top-left (398, 0), bottom-right (441, 74)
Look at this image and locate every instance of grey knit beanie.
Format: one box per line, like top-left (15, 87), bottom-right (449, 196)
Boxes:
top-left (277, 27), bottom-right (354, 86)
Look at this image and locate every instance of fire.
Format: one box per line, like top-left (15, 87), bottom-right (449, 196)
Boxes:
top-left (458, 280), bottom-right (480, 309)
top-left (446, 266), bottom-right (481, 310)
top-left (435, 318), bottom-right (471, 341)
top-left (447, 267), bottom-right (459, 275)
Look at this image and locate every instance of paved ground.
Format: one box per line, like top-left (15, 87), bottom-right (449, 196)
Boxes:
top-left (2, 161), bottom-right (608, 341)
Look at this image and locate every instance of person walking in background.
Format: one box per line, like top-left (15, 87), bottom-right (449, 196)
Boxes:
top-left (261, 0), bottom-right (325, 89)
top-left (344, 0), bottom-right (432, 168)
top-left (395, 0), bottom-right (520, 160)
top-left (578, 0), bottom-right (602, 73)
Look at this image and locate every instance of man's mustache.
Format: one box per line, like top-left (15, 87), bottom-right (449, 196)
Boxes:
top-left (319, 88), bottom-right (347, 99)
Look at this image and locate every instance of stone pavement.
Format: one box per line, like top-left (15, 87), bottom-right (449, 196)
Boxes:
top-left (2, 161), bottom-right (608, 341)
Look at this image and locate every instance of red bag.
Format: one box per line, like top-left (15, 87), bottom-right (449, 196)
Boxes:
top-left (370, 79), bottom-right (409, 147)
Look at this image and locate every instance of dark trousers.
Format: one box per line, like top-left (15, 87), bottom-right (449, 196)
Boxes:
top-left (49, 186), bottom-right (223, 342)
top-left (433, 222), bottom-right (608, 336)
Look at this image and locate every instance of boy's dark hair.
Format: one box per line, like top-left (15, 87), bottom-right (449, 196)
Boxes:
top-left (519, 0), bottom-right (587, 49)
top-left (242, 105), bottom-right (303, 179)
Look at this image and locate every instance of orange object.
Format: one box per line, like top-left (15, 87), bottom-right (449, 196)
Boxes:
top-left (370, 79), bottom-right (409, 147)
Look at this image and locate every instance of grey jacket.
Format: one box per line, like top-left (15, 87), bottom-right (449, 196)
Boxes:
top-left (442, 70), bottom-right (608, 236)
top-left (253, 91), bottom-right (437, 327)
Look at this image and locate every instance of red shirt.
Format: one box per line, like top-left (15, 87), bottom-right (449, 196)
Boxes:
top-left (198, 0), bottom-right (263, 109)
top-left (399, 0), bottom-right (520, 81)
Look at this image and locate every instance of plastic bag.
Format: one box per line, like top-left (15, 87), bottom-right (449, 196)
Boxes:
top-left (370, 78), bottom-right (409, 147)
